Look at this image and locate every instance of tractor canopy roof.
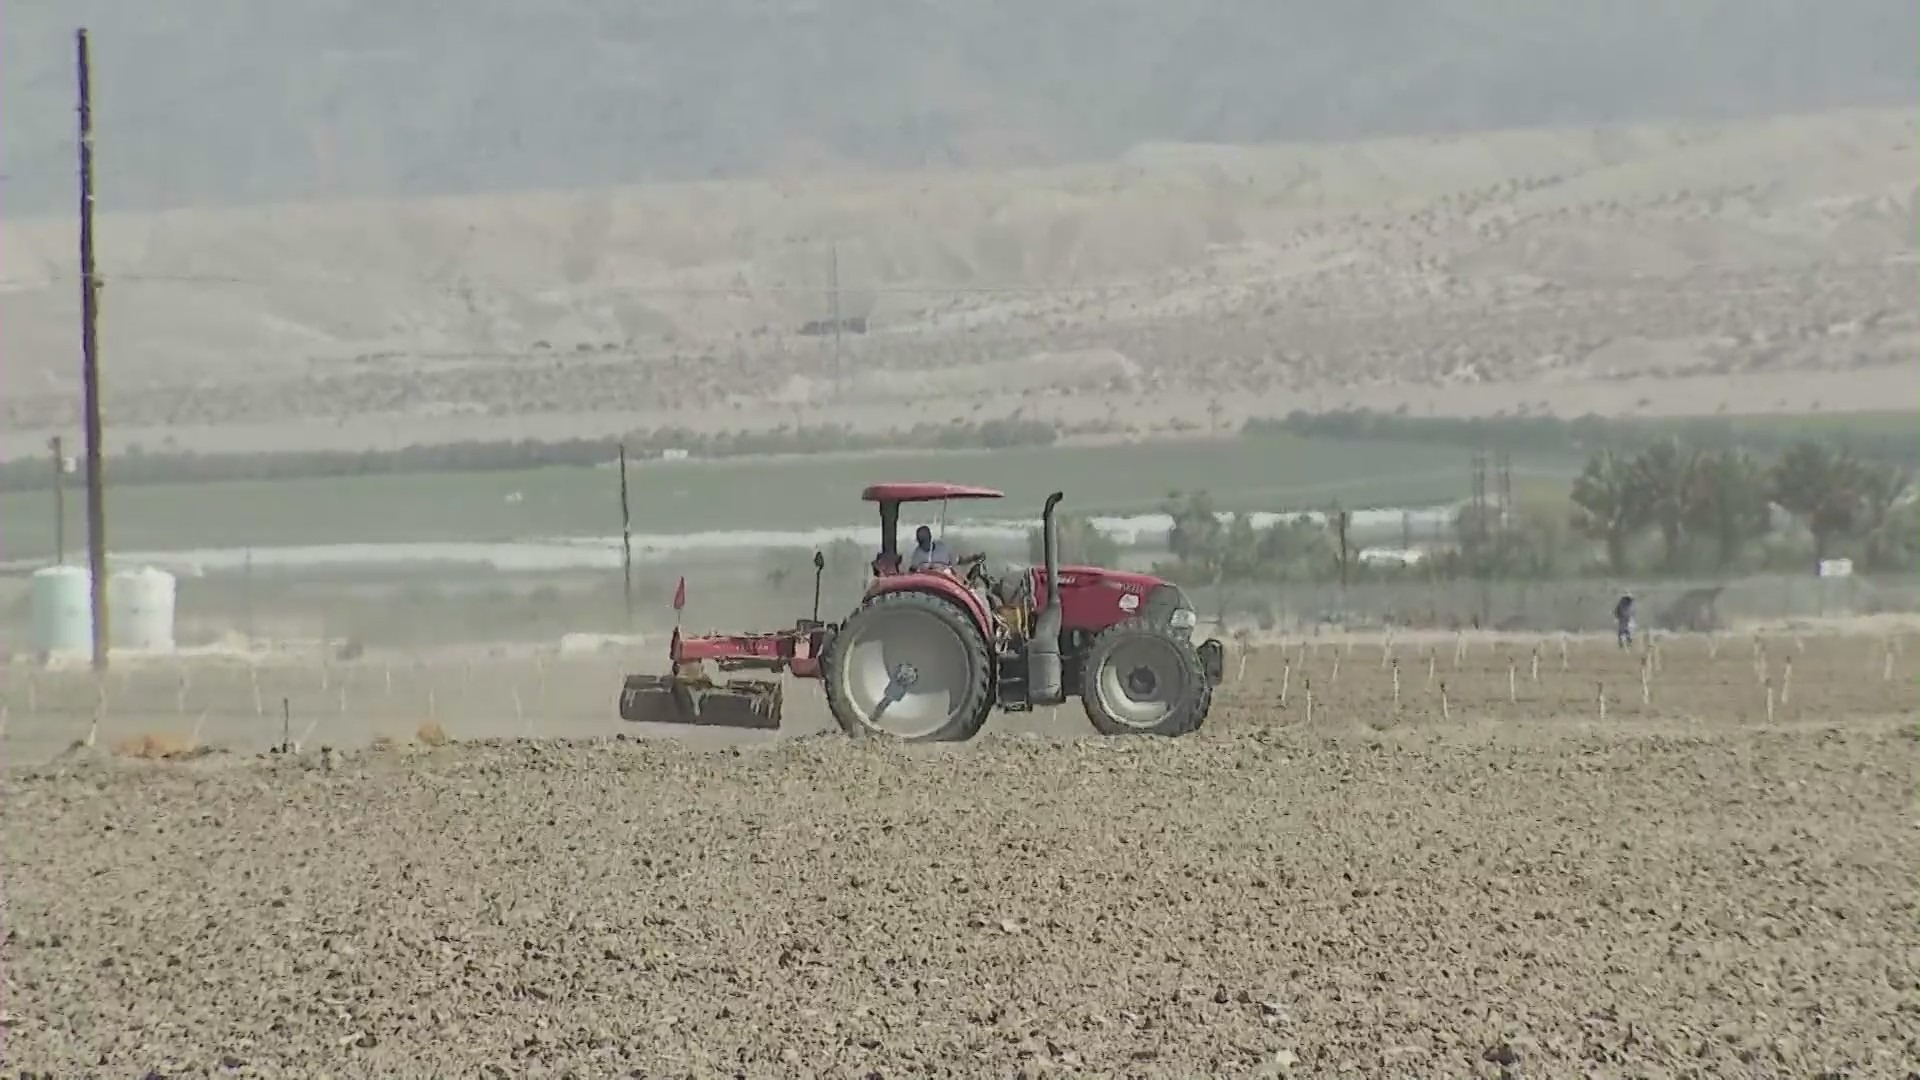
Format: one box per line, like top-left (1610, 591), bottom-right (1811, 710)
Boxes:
top-left (861, 482), bottom-right (1004, 504)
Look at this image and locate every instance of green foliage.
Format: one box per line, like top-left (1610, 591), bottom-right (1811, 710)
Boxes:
top-left (1156, 433), bottom-right (1916, 586)
top-left (1568, 450), bottom-right (1644, 575)
top-left (1685, 449), bottom-right (1771, 569)
top-left (1247, 408), bottom-right (1920, 468)
top-left (0, 417), bottom-right (1061, 493)
top-left (1629, 438), bottom-right (1700, 571)
top-left (1153, 491), bottom-right (1339, 585)
top-left (1769, 441), bottom-right (1863, 561)
top-left (1027, 515), bottom-right (1121, 568)
top-left (1566, 439), bottom-right (1916, 574)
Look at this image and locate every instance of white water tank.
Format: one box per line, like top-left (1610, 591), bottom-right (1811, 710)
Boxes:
top-left (29, 565), bottom-right (93, 656)
top-left (109, 566), bottom-right (177, 652)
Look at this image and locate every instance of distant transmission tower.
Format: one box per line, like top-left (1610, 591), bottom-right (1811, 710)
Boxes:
top-left (1470, 448), bottom-right (1492, 627)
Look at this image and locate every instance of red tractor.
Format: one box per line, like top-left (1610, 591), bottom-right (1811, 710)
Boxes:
top-left (619, 482), bottom-right (1226, 741)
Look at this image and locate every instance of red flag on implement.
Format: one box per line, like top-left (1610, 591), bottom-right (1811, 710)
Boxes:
top-left (671, 576), bottom-right (687, 612)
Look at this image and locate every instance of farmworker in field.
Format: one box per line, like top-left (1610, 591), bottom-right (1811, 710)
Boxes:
top-left (1614, 593), bottom-right (1635, 648)
top-left (908, 525), bottom-right (956, 571)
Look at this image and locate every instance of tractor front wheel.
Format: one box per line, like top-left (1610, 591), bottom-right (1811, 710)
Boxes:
top-left (1080, 618), bottom-right (1212, 737)
top-left (822, 591), bottom-right (994, 742)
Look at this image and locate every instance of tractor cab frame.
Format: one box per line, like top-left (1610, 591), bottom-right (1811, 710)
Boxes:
top-left (865, 481), bottom-right (1003, 577)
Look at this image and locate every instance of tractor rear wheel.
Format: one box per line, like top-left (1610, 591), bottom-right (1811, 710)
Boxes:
top-left (1080, 617), bottom-right (1211, 737)
top-left (822, 591), bottom-right (994, 742)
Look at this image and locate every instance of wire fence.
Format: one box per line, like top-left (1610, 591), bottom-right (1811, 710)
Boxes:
top-left (1182, 572), bottom-right (1920, 634)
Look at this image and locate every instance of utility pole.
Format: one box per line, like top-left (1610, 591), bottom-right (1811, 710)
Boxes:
top-left (76, 28), bottom-right (110, 671)
top-left (1469, 448), bottom-right (1491, 629)
top-left (1329, 500), bottom-right (1353, 589)
top-left (617, 441), bottom-right (634, 629)
top-left (827, 243), bottom-right (843, 390)
top-left (49, 436), bottom-right (67, 565)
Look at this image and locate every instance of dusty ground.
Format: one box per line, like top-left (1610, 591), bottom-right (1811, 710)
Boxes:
top-left (3, 630), bottom-right (1917, 1076)
top-left (2, 107), bottom-right (1915, 457)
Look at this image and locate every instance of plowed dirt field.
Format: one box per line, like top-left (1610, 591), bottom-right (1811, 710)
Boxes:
top-left (4, 631), bottom-right (1916, 1077)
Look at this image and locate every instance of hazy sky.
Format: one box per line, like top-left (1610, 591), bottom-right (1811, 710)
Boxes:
top-left (2, 0), bottom-right (1915, 217)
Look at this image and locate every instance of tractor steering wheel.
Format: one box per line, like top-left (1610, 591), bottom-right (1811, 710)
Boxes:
top-left (960, 552), bottom-right (992, 590)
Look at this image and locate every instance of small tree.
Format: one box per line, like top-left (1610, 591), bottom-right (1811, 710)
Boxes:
top-left (1629, 437), bottom-right (1699, 571)
top-left (1853, 462), bottom-right (1916, 570)
top-left (1771, 441), bottom-right (1862, 562)
top-left (1220, 512), bottom-right (1264, 582)
top-left (1507, 491), bottom-right (1575, 578)
top-left (1569, 450), bottom-right (1646, 574)
top-left (1162, 489), bottom-right (1228, 579)
top-left (1027, 515), bottom-right (1121, 568)
top-left (1684, 448), bottom-right (1772, 570)
top-left (1254, 514), bottom-right (1335, 581)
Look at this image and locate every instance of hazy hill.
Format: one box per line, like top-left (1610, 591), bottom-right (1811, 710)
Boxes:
top-left (2, 0), bottom-right (1915, 216)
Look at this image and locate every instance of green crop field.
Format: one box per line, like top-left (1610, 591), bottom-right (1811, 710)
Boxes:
top-left (1, 435), bottom-right (1567, 559)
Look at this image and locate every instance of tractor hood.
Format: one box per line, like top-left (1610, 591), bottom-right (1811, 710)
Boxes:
top-left (1030, 565), bottom-right (1198, 634)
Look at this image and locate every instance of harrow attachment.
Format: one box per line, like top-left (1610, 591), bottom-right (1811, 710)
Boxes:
top-left (619, 668), bottom-right (784, 730)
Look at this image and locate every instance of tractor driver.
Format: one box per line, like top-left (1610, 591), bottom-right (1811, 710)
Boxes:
top-left (907, 525), bottom-right (956, 571)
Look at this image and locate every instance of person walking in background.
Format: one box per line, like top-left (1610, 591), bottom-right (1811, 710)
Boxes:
top-left (1614, 593), bottom-right (1636, 648)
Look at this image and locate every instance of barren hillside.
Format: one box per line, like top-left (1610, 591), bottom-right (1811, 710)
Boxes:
top-left (4, 0), bottom-right (1914, 216)
top-left (2, 106), bottom-right (1914, 457)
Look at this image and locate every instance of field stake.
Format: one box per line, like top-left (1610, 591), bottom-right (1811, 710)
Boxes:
top-left (1391, 659), bottom-right (1401, 708)
top-left (1331, 655), bottom-right (1341, 685)
top-left (1279, 662), bottom-right (1292, 708)
top-left (1559, 634), bottom-right (1569, 671)
top-left (1304, 678), bottom-right (1313, 725)
top-left (1780, 658), bottom-right (1792, 706)
top-left (1236, 650), bottom-right (1249, 683)
top-left (1529, 647), bottom-right (1539, 684)
top-left (338, 685), bottom-right (349, 717)
top-left (1381, 636), bottom-right (1393, 669)
top-left (1507, 658), bottom-right (1517, 704)
top-left (1439, 681), bottom-right (1450, 722)
top-left (295, 709), bottom-right (323, 751)
top-left (1597, 681), bottom-right (1606, 722)
top-left (1426, 652), bottom-right (1436, 687)
top-left (427, 685), bottom-right (438, 719)
top-left (1765, 680), bottom-right (1776, 724)
top-left (1640, 658), bottom-right (1651, 707)
top-left (85, 677), bottom-right (104, 748)
top-left (281, 697), bottom-right (292, 752)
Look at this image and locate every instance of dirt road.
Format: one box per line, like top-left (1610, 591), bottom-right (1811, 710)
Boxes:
top-left (3, 633), bottom-right (1916, 1076)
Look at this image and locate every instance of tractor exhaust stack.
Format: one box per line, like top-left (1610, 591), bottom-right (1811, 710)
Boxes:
top-left (1027, 491), bottom-right (1066, 705)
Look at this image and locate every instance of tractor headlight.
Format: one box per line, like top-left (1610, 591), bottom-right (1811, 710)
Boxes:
top-left (1168, 608), bottom-right (1197, 631)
